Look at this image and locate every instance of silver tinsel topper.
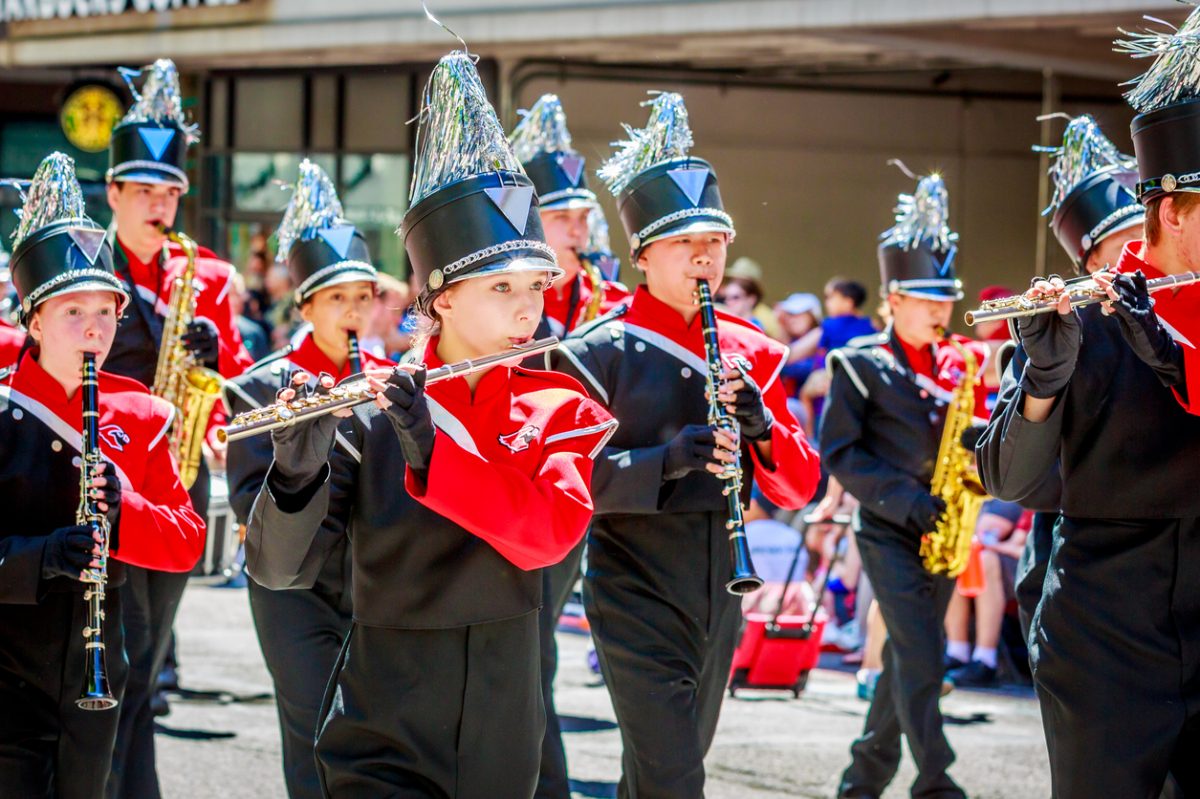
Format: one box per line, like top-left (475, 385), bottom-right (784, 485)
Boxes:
top-left (276, 160), bottom-right (345, 262)
top-left (1117, 4), bottom-right (1200, 113)
top-left (881, 172), bottom-right (957, 252)
top-left (6, 152), bottom-right (89, 247)
top-left (1035, 115), bottom-right (1135, 214)
top-left (509, 94), bottom-right (575, 163)
top-left (118, 58), bottom-right (201, 144)
top-left (409, 51), bottom-right (523, 207)
top-left (598, 92), bottom-right (694, 196)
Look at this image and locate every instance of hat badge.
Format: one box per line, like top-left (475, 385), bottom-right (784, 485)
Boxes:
top-left (428, 269), bottom-right (445, 290)
top-left (1163, 174), bottom-right (1179, 193)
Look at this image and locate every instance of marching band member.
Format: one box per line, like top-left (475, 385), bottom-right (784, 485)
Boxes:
top-left (245, 52), bottom-right (616, 798)
top-left (102, 58), bottom-right (251, 799)
top-left (977, 14), bottom-right (1200, 795)
top-left (820, 172), bottom-right (986, 799)
top-left (224, 161), bottom-right (390, 799)
top-left (508, 92), bottom-right (629, 799)
top-left (1011, 115), bottom-right (1144, 639)
top-left (0, 153), bottom-right (203, 799)
top-left (551, 92), bottom-right (820, 798)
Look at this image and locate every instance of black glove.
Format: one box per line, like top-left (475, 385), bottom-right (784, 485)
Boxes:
top-left (908, 492), bottom-right (947, 534)
top-left (91, 461), bottom-right (122, 529)
top-left (723, 367), bottom-right (774, 441)
top-left (268, 374), bottom-right (340, 494)
top-left (183, 319), bottom-right (220, 369)
top-left (41, 524), bottom-right (98, 581)
top-left (1016, 281), bottom-right (1081, 398)
top-left (959, 423), bottom-right (986, 453)
top-left (381, 368), bottom-right (436, 473)
top-left (663, 424), bottom-right (729, 481)
top-left (1108, 270), bottom-right (1185, 388)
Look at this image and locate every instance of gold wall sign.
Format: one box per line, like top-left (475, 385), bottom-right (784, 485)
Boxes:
top-left (60, 84), bottom-right (122, 153)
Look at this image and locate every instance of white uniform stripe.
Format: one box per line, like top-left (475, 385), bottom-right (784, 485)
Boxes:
top-left (0, 386), bottom-right (133, 490)
top-left (556, 346), bottom-right (609, 404)
top-left (544, 418), bottom-right (619, 459)
top-left (619, 322), bottom-right (708, 376)
top-left (425, 396), bottom-right (483, 459)
top-left (148, 404), bottom-right (176, 451)
top-left (827, 351), bottom-right (868, 399)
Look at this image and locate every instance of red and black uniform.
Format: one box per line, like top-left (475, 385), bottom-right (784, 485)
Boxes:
top-left (0, 324), bottom-right (24, 368)
top-left (223, 330), bottom-right (391, 799)
top-left (532, 269), bottom-right (629, 799)
top-left (821, 328), bottom-right (987, 799)
top-left (1112, 241), bottom-right (1200, 416)
top-left (0, 352), bottom-right (203, 799)
top-left (246, 338), bottom-right (616, 798)
top-left (105, 234), bottom-right (250, 799)
top-left (551, 286), bottom-right (820, 797)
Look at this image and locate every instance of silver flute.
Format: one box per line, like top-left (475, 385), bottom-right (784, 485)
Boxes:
top-left (217, 337), bottom-right (559, 443)
top-left (964, 270), bottom-right (1200, 326)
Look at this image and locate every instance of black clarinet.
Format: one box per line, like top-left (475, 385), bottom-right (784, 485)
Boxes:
top-left (347, 330), bottom-right (362, 374)
top-left (78, 353), bottom-right (118, 711)
top-left (696, 280), bottom-right (763, 595)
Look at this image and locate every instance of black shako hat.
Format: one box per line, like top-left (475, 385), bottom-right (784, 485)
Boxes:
top-left (107, 59), bottom-right (197, 191)
top-left (1118, 9), bottom-right (1200, 202)
top-left (9, 153), bottom-right (129, 322)
top-left (1038, 115), bottom-right (1143, 272)
top-left (509, 94), bottom-right (596, 211)
top-left (401, 52), bottom-right (558, 296)
top-left (598, 92), bottom-right (734, 259)
top-left (877, 171), bottom-right (962, 302)
top-left (277, 160), bottom-right (377, 304)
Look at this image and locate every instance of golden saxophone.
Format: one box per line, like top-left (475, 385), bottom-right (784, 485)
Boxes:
top-left (152, 225), bottom-right (223, 489)
top-left (964, 269), bottom-right (1200, 326)
top-left (920, 331), bottom-right (989, 578)
top-left (217, 337), bottom-right (559, 443)
top-left (582, 260), bottom-right (606, 324)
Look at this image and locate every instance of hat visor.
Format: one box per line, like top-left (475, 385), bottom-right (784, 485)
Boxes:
top-left (639, 219), bottom-right (736, 251)
top-left (446, 255), bottom-right (564, 288)
top-left (110, 168), bottom-right (188, 191)
top-left (34, 278), bottom-right (131, 314)
top-left (539, 195), bottom-right (598, 211)
top-left (893, 286), bottom-right (963, 303)
top-left (296, 263), bottom-right (379, 303)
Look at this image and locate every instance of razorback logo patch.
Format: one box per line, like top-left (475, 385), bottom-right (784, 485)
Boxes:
top-left (499, 424), bottom-right (540, 453)
top-left (99, 424), bottom-right (131, 452)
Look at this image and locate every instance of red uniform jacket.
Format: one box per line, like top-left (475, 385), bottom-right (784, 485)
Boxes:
top-left (542, 272), bottom-right (631, 338)
top-left (3, 352), bottom-right (205, 575)
top-left (0, 325), bottom-right (23, 368)
top-left (1117, 241), bottom-right (1200, 416)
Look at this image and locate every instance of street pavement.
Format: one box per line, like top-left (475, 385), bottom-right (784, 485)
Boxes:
top-left (158, 579), bottom-right (1050, 798)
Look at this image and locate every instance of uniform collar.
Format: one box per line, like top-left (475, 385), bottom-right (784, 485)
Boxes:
top-left (11, 350), bottom-right (83, 418)
top-left (290, 331), bottom-right (358, 381)
top-left (421, 335), bottom-right (511, 406)
top-left (114, 235), bottom-right (164, 292)
top-left (625, 285), bottom-right (705, 355)
top-left (1116, 239), bottom-right (1158, 278)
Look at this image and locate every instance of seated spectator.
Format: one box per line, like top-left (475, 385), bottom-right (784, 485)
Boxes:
top-left (726, 256), bottom-right (785, 340)
top-left (229, 272), bottom-right (271, 363)
top-left (743, 506), bottom-right (812, 616)
top-left (716, 276), bottom-right (765, 330)
top-left (787, 277), bottom-right (877, 365)
top-left (944, 499), bottom-right (1031, 687)
top-left (776, 291), bottom-right (823, 395)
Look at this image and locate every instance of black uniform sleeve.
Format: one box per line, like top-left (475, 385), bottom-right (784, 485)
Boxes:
top-left (977, 343), bottom-right (1065, 505)
top-left (819, 353), bottom-right (927, 529)
top-left (222, 378), bottom-right (276, 525)
top-left (244, 420), bottom-right (359, 591)
top-left (0, 536), bottom-right (49, 604)
top-left (551, 336), bottom-right (673, 515)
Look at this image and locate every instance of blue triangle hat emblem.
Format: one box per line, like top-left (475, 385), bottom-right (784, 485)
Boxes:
top-left (484, 185), bottom-right (535, 235)
top-left (67, 227), bottom-right (107, 266)
top-left (557, 154), bottom-right (585, 187)
top-left (937, 245), bottom-right (957, 277)
top-left (318, 225), bottom-right (357, 259)
top-left (667, 167), bottom-right (709, 207)
top-left (138, 127), bottom-right (177, 162)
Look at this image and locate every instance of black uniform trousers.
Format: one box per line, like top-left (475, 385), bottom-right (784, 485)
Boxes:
top-left (0, 591), bottom-right (127, 799)
top-left (1031, 516), bottom-right (1200, 799)
top-left (108, 470), bottom-right (208, 799)
top-left (535, 538), bottom-right (586, 799)
top-left (584, 512), bottom-right (741, 799)
top-left (839, 521), bottom-right (964, 799)
top-left (315, 612), bottom-right (544, 799)
top-left (248, 568), bottom-right (351, 799)
top-left (1015, 511), bottom-right (1056, 645)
